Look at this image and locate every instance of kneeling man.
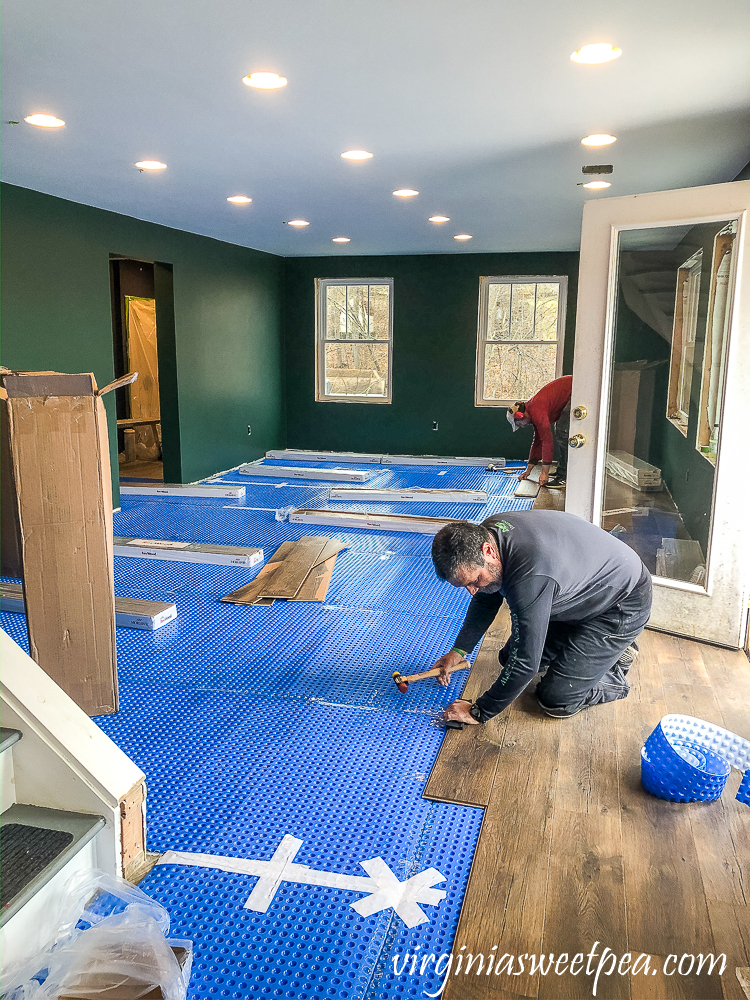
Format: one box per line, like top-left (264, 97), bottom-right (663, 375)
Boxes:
top-left (431, 510), bottom-right (652, 726)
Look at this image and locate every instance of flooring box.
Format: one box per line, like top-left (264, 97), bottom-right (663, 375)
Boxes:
top-left (1, 369), bottom-right (135, 716)
top-left (0, 582), bottom-right (177, 631)
top-left (114, 537), bottom-right (263, 567)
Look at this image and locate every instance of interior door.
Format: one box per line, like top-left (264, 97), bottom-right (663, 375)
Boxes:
top-left (566, 180), bottom-right (750, 647)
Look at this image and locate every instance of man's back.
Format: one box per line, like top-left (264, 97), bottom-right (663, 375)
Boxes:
top-left (485, 509), bottom-right (643, 622)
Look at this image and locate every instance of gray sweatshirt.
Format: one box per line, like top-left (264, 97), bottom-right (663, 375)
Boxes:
top-left (452, 510), bottom-right (645, 720)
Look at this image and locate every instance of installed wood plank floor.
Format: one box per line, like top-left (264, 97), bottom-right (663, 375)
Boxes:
top-left (424, 628), bottom-right (750, 1000)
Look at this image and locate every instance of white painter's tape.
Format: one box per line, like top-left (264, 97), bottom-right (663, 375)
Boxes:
top-left (158, 833), bottom-right (447, 927)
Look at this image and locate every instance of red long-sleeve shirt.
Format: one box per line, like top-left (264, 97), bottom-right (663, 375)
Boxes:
top-left (525, 375), bottom-right (572, 465)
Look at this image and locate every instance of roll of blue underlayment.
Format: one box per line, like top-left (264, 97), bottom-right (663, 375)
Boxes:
top-left (641, 714), bottom-right (750, 806)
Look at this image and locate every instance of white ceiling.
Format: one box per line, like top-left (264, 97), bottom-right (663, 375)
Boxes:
top-left (2, 0), bottom-right (749, 257)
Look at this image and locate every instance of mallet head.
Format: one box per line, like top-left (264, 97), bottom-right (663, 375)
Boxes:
top-left (392, 670), bottom-right (409, 694)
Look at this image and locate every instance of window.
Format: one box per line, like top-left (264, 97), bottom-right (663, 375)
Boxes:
top-left (666, 251), bottom-right (702, 436)
top-left (695, 222), bottom-right (736, 464)
top-left (315, 279), bottom-right (393, 403)
top-left (475, 276), bottom-right (567, 405)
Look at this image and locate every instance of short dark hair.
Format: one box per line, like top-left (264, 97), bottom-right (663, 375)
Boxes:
top-left (431, 521), bottom-right (494, 582)
top-left (514, 401), bottom-right (526, 413)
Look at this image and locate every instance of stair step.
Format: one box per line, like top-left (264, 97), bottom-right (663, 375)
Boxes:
top-left (0, 804), bottom-right (105, 925)
top-left (0, 728), bottom-right (22, 755)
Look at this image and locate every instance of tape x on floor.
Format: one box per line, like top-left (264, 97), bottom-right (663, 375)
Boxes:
top-left (1, 459), bottom-right (531, 999)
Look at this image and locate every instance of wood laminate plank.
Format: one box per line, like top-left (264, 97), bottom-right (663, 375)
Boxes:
top-left (687, 779), bottom-right (749, 908)
top-left (627, 952), bottom-right (725, 999)
top-left (220, 560), bottom-right (283, 604)
top-left (708, 902), bottom-right (750, 1000)
top-left (696, 645), bottom-right (750, 739)
top-left (423, 643), bottom-right (509, 807)
top-left (261, 536), bottom-right (328, 598)
top-left (538, 808), bottom-right (628, 999)
top-left (444, 695), bottom-right (561, 1000)
top-left (424, 607), bottom-right (511, 807)
top-left (613, 633), bottom-right (716, 961)
top-left (554, 700), bottom-right (621, 817)
top-left (657, 634), bottom-right (712, 687)
top-left (619, 769), bottom-right (713, 957)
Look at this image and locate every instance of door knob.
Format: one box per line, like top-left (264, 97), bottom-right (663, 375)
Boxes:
top-left (568, 434), bottom-right (586, 448)
top-left (573, 405), bottom-right (587, 419)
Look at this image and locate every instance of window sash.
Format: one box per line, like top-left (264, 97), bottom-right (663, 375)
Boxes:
top-left (475, 276), bottom-right (567, 406)
top-left (316, 279), bottom-right (394, 403)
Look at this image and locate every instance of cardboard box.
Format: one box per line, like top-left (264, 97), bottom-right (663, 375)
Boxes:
top-left (239, 464), bottom-right (372, 482)
top-left (113, 537), bottom-right (263, 567)
top-left (289, 507), bottom-right (457, 535)
top-left (119, 483), bottom-right (246, 500)
top-left (1, 370), bottom-right (135, 716)
top-left (0, 391), bottom-right (23, 577)
top-left (0, 582), bottom-right (177, 631)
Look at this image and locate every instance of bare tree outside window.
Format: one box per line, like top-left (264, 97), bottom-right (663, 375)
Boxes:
top-left (316, 279), bottom-right (393, 402)
top-left (476, 277), bottom-right (567, 405)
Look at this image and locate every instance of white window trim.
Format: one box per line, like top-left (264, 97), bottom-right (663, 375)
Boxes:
top-left (315, 278), bottom-right (394, 404)
top-left (475, 275), bottom-right (568, 407)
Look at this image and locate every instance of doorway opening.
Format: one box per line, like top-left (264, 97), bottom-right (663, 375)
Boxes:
top-left (110, 258), bottom-right (163, 482)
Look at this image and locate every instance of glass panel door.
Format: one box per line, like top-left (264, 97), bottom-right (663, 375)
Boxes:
top-left (566, 180), bottom-right (750, 646)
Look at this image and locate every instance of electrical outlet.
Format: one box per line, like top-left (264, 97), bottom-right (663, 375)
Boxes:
top-left (432, 421), bottom-right (438, 431)
top-left (247, 425), bottom-right (252, 436)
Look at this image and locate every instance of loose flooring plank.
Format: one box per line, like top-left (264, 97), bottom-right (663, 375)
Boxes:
top-left (220, 560), bottom-right (283, 604)
top-left (444, 695), bottom-right (561, 1000)
top-left (261, 536), bottom-right (328, 598)
top-left (539, 808), bottom-right (627, 999)
top-left (424, 606), bottom-right (511, 807)
top-left (708, 902), bottom-right (750, 1000)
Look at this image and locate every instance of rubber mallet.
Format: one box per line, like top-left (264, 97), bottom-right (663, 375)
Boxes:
top-left (392, 659), bottom-right (471, 693)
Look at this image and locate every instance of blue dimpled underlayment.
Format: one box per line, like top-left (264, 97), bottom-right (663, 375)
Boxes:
top-left (1, 460), bottom-right (531, 1000)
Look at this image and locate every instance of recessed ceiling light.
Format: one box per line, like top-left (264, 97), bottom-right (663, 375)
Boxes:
top-left (454, 234), bottom-right (473, 241)
top-left (287, 219), bottom-right (310, 227)
top-left (581, 133), bottom-right (617, 147)
top-left (341, 150), bottom-right (373, 160)
top-left (570, 43), bottom-right (622, 64)
top-left (227, 195), bottom-right (252, 204)
top-left (243, 72), bottom-right (287, 89)
top-left (393, 189), bottom-right (419, 198)
top-left (135, 160), bottom-right (167, 171)
top-left (332, 237), bottom-right (351, 243)
top-left (582, 180), bottom-right (611, 190)
top-left (429, 215), bottom-right (450, 223)
top-left (24, 113), bottom-right (65, 128)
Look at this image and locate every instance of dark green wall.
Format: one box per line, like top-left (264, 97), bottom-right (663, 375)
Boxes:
top-left (1, 183), bottom-right (285, 501)
top-left (283, 253), bottom-right (578, 459)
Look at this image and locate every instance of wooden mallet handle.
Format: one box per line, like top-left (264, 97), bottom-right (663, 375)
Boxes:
top-left (392, 659), bottom-right (470, 692)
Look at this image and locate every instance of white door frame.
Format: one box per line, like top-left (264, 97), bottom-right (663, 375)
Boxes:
top-left (566, 180), bottom-right (750, 647)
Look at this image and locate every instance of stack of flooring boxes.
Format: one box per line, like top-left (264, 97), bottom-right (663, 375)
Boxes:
top-left (606, 450), bottom-right (662, 491)
top-left (221, 537), bottom-right (347, 606)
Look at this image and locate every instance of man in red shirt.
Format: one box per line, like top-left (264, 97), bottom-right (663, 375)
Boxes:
top-left (507, 374), bottom-right (572, 488)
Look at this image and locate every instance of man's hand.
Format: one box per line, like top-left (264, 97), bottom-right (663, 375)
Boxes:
top-left (518, 462), bottom-right (535, 482)
top-left (443, 699), bottom-right (480, 726)
top-left (538, 463), bottom-right (552, 486)
top-left (432, 649), bottom-right (466, 687)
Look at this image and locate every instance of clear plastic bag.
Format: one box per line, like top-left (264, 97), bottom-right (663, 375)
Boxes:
top-left (1, 871), bottom-right (192, 1000)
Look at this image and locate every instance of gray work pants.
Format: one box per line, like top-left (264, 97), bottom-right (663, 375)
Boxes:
top-left (499, 566), bottom-right (652, 715)
top-left (553, 402), bottom-right (571, 478)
